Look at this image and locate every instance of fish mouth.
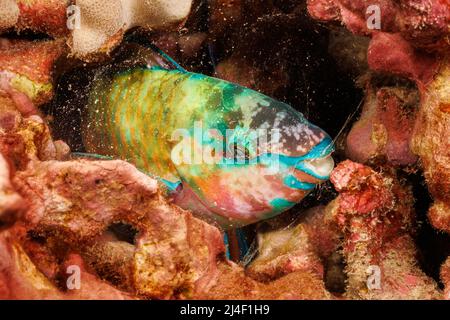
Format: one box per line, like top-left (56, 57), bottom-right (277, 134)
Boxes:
top-left (296, 155), bottom-right (335, 180)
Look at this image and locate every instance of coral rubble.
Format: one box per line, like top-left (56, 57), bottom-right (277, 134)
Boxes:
top-left (15, 0), bottom-right (69, 37)
top-left (309, 0), bottom-right (450, 295)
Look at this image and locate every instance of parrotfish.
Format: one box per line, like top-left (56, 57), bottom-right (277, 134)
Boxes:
top-left (81, 44), bottom-right (335, 228)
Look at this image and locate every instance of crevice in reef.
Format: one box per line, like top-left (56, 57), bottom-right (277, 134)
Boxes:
top-left (107, 223), bottom-right (139, 245)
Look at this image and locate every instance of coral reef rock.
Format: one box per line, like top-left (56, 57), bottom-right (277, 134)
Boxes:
top-left (0, 38), bottom-right (65, 106)
top-left (1, 0), bottom-right (69, 37)
top-left (346, 82), bottom-right (419, 165)
top-left (13, 159), bottom-right (225, 299)
top-left (442, 257), bottom-right (450, 300)
top-left (246, 206), bottom-right (340, 283)
top-left (69, 0), bottom-right (193, 60)
top-left (0, 228), bottom-right (133, 299)
top-left (0, 114), bottom-right (69, 167)
top-left (308, 0), bottom-right (448, 85)
top-left (15, 0), bottom-right (69, 37)
top-left (8, 158), bottom-right (334, 300)
top-left (329, 160), bottom-right (441, 299)
top-left (307, 0), bottom-right (450, 51)
top-left (412, 57), bottom-right (450, 235)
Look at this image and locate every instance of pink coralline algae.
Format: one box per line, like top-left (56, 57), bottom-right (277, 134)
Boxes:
top-left (329, 160), bottom-right (441, 299)
top-left (366, 32), bottom-right (440, 85)
top-left (0, 0), bottom-right (69, 37)
top-left (345, 83), bottom-right (419, 166)
top-left (0, 0), bottom-right (193, 61)
top-left (307, 0), bottom-right (450, 51)
top-left (12, 159), bottom-right (225, 299)
top-left (0, 39), bottom-right (65, 106)
top-left (308, 0), bottom-right (449, 85)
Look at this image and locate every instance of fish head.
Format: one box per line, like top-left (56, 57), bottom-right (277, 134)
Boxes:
top-left (171, 86), bottom-right (334, 227)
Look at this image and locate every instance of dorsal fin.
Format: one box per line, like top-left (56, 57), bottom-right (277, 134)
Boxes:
top-left (124, 33), bottom-right (187, 73)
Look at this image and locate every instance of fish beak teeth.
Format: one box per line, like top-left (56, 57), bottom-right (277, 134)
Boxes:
top-left (302, 155), bottom-right (335, 179)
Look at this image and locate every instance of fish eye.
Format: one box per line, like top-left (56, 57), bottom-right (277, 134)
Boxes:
top-left (228, 142), bottom-right (250, 162)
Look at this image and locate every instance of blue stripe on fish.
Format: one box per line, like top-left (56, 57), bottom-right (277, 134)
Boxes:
top-left (269, 198), bottom-right (296, 212)
top-left (161, 179), bottom-right (182, 191)
top-left (277, 136), bottom-right (334, 166)
top-left (283, 175), bottom-right (316, 190)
